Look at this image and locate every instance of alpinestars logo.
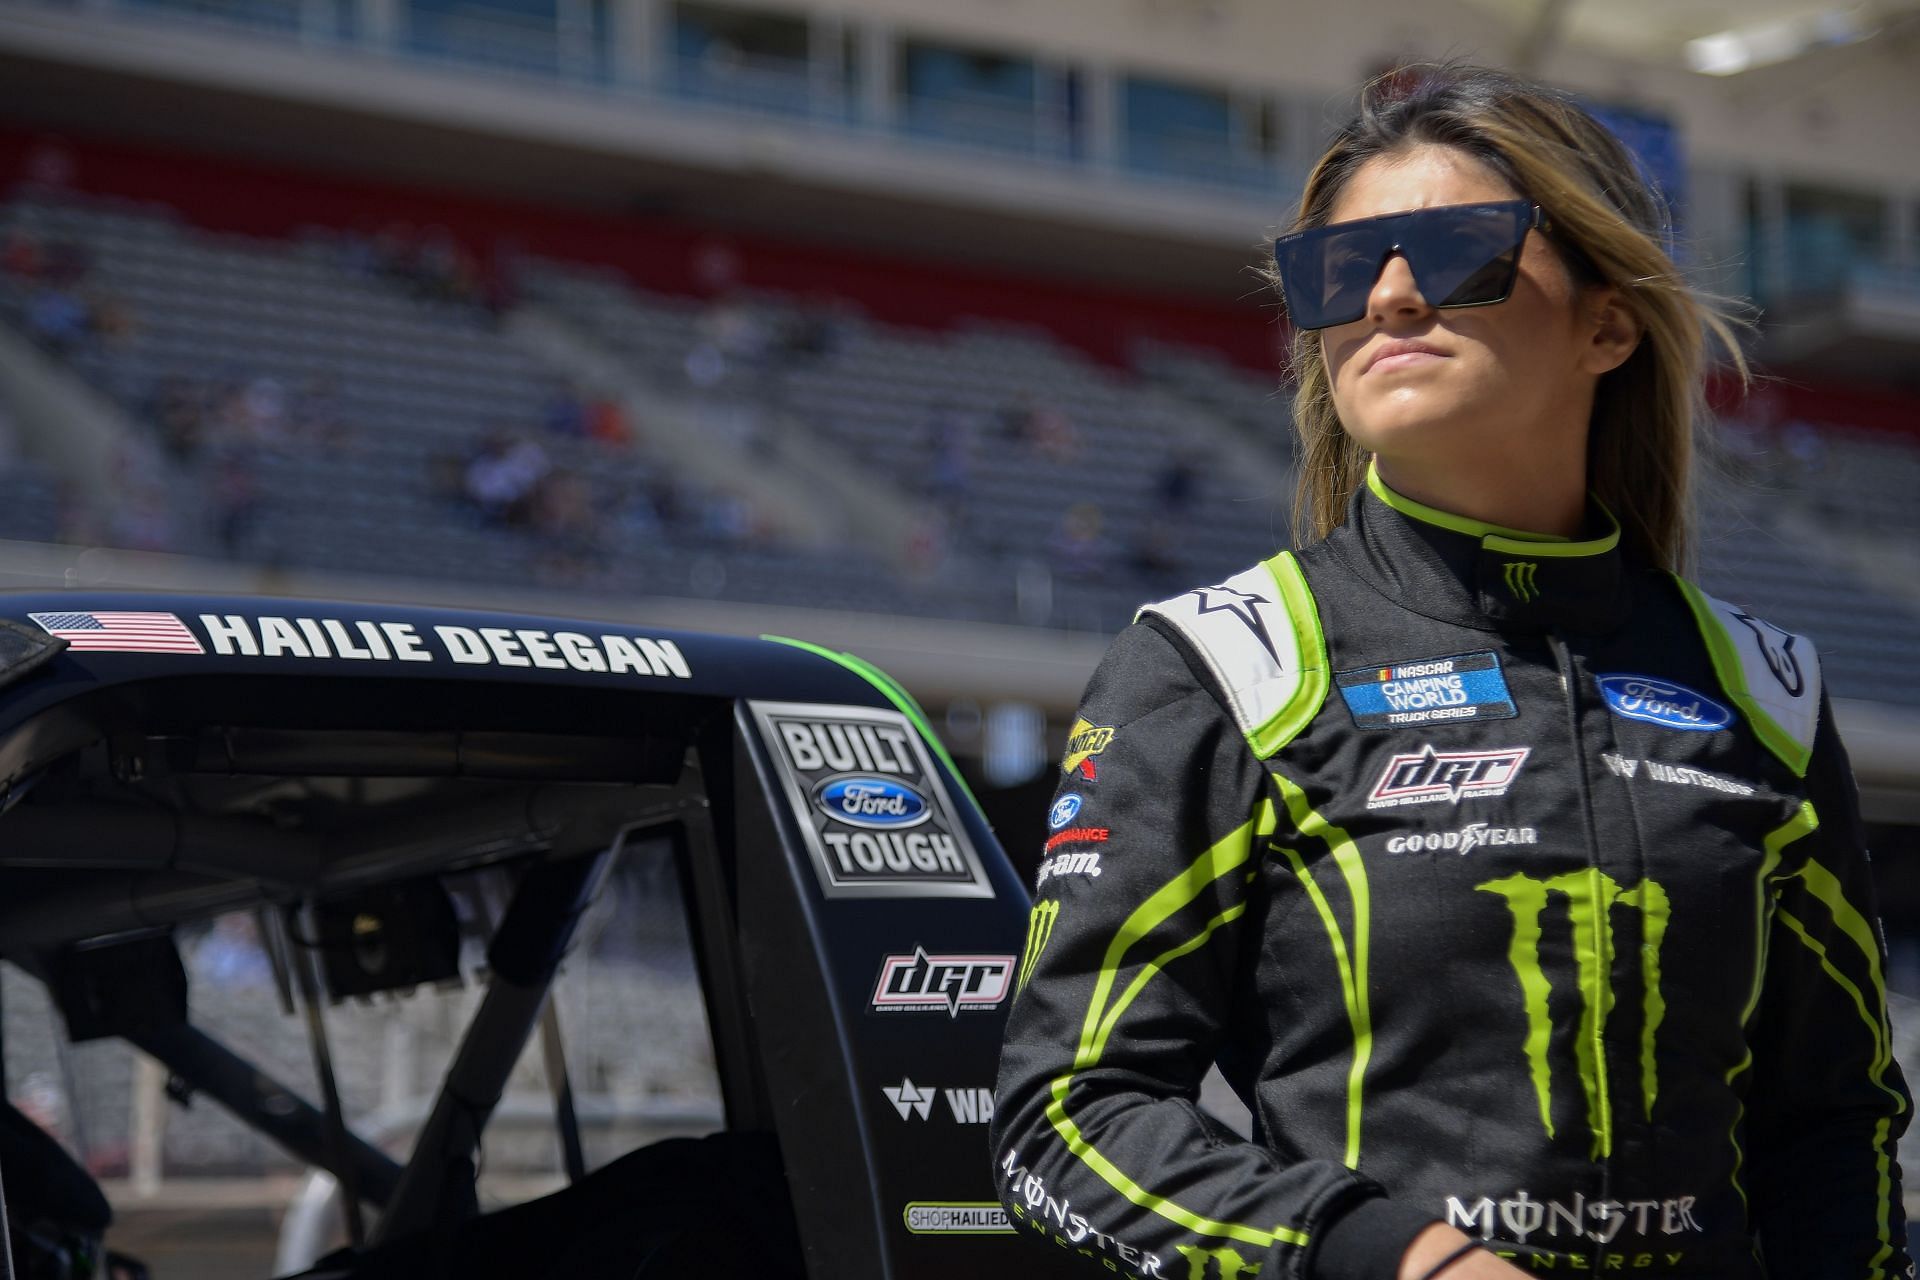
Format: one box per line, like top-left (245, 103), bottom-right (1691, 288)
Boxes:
top-left (1368, 746), bottom-right (1530, 808)
top-left (1732, 610), bottom-right (1804, 697)
top-left (870, 947), bottom-right (1014, 1017)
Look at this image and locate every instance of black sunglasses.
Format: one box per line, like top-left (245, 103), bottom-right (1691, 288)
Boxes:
top-left (1272, 199), bottom-right (1549, 330)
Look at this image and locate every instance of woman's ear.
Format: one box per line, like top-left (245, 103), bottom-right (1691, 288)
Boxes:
top-left (1581, 286), bottom-right (1641, 376)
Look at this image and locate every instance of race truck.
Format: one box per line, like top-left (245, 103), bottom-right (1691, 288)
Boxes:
top-left (0, 594), bottom-right (1078, 1279)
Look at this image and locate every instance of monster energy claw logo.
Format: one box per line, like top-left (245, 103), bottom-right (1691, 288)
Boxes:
top-left (1177, 1244), bottom-right (1260, 1278)
top-left (1019, 900), bottom-right (1061, 991)
top-left (1502, 560), bottom-right (1540, 602)
top-left (1478, 871), bottom-right (1670, 1159)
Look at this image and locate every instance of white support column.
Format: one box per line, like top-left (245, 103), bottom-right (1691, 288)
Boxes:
top-left (1755, 175), bottom-right (1790, 305)
top-left (810, 13), bottom-right (847, 123)
top-left (608, 0), bottom-right (660, 90)
top-left (1085, 61), bottom-right (1118, 171)
top-left (860, 21), bottom-right (895, 131)
top-left (360, 0), bottom-right (399, 53)
top-left (557, 0), bottom-right (593, 81)
top-left (129, 1052), bottom-right (167, 1200)
top-left (1036, 59), bottom-right (1070, 160)
top-left (1888, 193), bottom-right (1917, 270)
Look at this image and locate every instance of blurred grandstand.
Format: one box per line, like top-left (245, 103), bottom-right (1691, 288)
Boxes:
top-left (1, 0), bottom-right (1920, 1264)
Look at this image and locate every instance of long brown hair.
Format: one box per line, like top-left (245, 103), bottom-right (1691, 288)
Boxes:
top-left (1274, 63), bottom-right (1746, 572)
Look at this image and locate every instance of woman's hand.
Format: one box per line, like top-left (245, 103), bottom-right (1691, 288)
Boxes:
top-left (1396, 1223), bottom-right (1530, 1279)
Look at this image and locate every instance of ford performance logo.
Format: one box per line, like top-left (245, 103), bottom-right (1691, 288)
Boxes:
top-left (814, 776), bottom-right (932, 829)
top-left (1597, 675), bottom-right (1734, 732)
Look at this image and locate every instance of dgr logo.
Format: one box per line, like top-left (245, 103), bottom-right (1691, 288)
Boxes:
top-left (1503, 561), bottom-right (1540, 602)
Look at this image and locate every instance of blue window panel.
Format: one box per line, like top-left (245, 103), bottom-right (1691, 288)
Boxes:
top-left (405, 0), bottom-right (566, 76)
top-left (1121, 74), bottom-right (1274, 192)
top-left (901, 43), bottom-right (1042, 155)
top-left (669, 6), bottom-right (819, 119)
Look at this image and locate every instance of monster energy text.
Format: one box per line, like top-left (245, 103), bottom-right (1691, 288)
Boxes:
top-left (1446, 1189), bottom-right (1703, 1245)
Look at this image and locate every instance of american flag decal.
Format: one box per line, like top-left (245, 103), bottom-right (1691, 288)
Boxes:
top-left (28, 611), bottom-right (204, 654)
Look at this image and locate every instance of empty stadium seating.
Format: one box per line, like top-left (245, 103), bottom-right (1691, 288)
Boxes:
top-left (3, 186), bottom-right (1920, 704)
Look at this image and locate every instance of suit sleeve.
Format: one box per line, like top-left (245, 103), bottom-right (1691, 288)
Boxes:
top-left (989, 619), bottom-right (1434, 1280)
top-left (1746, 690), bottom-right (1913, 1278)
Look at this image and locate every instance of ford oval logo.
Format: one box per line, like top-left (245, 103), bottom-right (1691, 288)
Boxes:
top-left (813, 776), bottom-right (932, 829)
top-left (1048, 793), bottom-right (1083, 830)
top-left (1596, 674), bottom-right (1734, 732)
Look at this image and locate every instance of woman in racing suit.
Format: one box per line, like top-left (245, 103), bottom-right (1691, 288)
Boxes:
top-left (991, 63), bottom-right (1909, 1280)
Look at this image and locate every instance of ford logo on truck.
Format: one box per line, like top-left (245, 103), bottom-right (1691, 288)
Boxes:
top-left (814, 776), bottom-right (932, 829)
top-left (1596, 674), bottom-right (1734, 731)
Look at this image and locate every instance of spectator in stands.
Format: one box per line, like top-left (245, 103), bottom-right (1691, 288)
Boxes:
top-left (779, 300), bottom-right (843, 363)
top-left (532, 467), bottom-right (600, 581)
top-left (238, 375), bottom-right (288, 441)
top-left (210, 440), bottom-right (261, 556)
top-left (1782, 419), bottom-right (1826, 473)
top-left (698, 490), bottom-right (760, 546)
top-left (688, 295), bottom-right (774, 392)
top-left (87, 290), bottom-right (136, 347)
top-left (106, 448), bottom-right (174, 552)
top-left (924, 400), bottom-right (973, 510)
top-left (463, 433), bottom-right (550, 527)
top-left (905, 509), bottom-right (950, 578)
top-left (1027, 400), bottom-right (1079, 463)
top-left (544, 386), bottom-right (589, 438)
top-left (996, 392), bottom-right (1036, 445)
top-left (39, 240), bottom-right (90, 286)
top-left (1000, 391), bottom-right (1078, 463)
top-left (147, 377), bottom-right (206, 460)
top-left (1153, 453), bottom-right (1200, 517)
top-left (1046, 501), bottom-right (1107, 578)
top-left (417, 227), bottom-right (482, 307)
top-left (292, 375), bottom-right (349, 449)
top-left (25, 283), bottom-right (89, 356)
top-left (586, 393), bottom-right (633, 448)
top-left (1, 230), bottom-right (43, 282)
top-left (1126, 516), bottom-right (1183, 584)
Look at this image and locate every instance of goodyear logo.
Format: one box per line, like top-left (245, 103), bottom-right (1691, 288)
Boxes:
top-left (1060, 718), bottom-right (1114, 779)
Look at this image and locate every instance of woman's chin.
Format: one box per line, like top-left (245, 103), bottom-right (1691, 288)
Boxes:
top-left (1344, 406), bottom-right (1484, 456)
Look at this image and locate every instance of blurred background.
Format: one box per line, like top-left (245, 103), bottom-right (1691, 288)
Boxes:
top-left (0, 0), bottom-right (1918, 1271)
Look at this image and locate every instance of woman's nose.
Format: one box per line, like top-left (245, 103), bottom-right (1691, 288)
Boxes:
top-left (1368, 253), bottom-right (1432, 321)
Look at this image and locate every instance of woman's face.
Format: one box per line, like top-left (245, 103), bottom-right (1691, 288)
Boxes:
top-left (1319, 145), bottom-right (1618, 475)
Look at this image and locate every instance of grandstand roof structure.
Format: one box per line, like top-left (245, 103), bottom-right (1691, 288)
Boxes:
top-left (1459, 0), bottom-right (1920, 72)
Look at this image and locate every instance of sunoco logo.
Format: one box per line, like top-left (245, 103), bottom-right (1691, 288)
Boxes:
top-left (1596, 675), bottom-right (1733, 732)
top-left (871, 947), bottom-right (1014, 1017)
top-left (813, 775), bottom-right (930, 829)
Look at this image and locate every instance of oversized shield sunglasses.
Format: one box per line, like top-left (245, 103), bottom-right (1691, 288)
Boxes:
top-left (1272, 199), bottom-right (1550, 330)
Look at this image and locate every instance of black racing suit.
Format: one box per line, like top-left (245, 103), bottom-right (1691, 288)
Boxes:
top-left (992, 471), bottom-right (1910, 1280)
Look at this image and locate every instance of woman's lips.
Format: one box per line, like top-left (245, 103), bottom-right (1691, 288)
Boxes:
top-left (1365, 341), bottom-right (1450, 374)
